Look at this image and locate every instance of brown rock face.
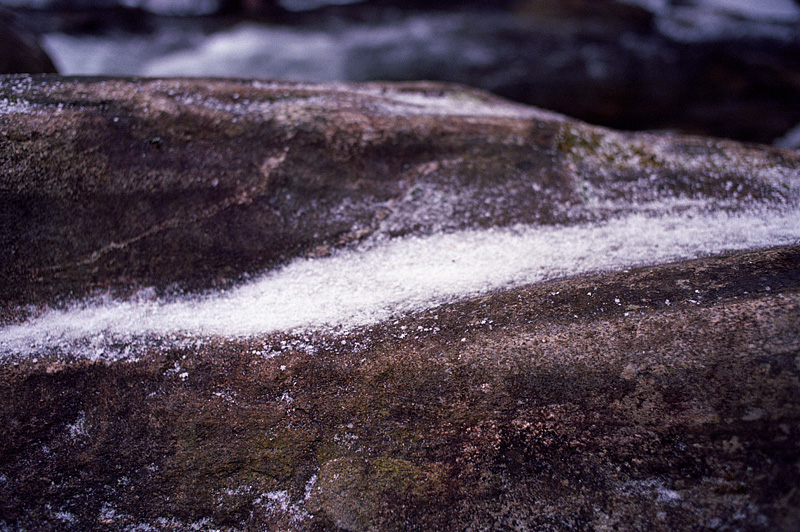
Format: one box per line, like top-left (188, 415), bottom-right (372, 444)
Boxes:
top-left (0, 77), bottom-right (799, 531)
top-left (1, 247), bottom-right (799, 531)
top-left (2, 76), bottom-right (797, 310)
top-left (0, 76), bottom-right (572, 309)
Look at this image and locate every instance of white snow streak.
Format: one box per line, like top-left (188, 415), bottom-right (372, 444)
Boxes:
top-left (1, 205), bottom-right (799, 359)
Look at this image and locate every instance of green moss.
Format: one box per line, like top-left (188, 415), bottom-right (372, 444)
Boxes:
top-left (161, 411), bottom-right (321, 522)
top-left (249, 426), bottom-right (318, 481)
top-left (557, 123), bottom-right (668, 172)
top-left (557, 124), bottom-right (604, 155)
top-left (369, 456), bottom-right (446, 499)
top-left (309, 455), bottom-right (449, 531)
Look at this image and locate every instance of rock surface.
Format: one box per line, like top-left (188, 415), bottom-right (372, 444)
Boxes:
top-left (1, 247), bottom-right (799, 531)
top-left (2, 76), bottom-right (798, 311)
top-left (1, 77), bottom-right (799, 531)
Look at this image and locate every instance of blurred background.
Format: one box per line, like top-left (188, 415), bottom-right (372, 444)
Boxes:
top-left (2, 0), bottom-right (800, 148)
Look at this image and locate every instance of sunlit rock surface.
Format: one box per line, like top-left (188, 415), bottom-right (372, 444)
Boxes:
top-left (1, 76), bottom-right (799, 531)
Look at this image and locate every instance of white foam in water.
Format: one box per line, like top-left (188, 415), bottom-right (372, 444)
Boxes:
top-left (142, 25), bottom-right (343, 80)
top-left (1, 206), bottom-right (799, 359)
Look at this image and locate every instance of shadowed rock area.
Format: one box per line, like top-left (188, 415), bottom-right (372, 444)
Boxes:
top-left (0, 12), bottom-right (57, 75)
top-left (1, 76), bottom-right (799, 531)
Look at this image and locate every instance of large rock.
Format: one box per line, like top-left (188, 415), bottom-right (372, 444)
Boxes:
top-left (1, 77), bottom-right (799, 531)
top-left (1, 247), bottom-right (799, 531)
top-left (2, 75), bottom-right (797, 310)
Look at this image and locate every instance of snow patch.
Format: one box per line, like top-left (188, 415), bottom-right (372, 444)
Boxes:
top-left (0, 98), bottom-right (31, 114)
top-left (255, 490), bottom-right (311, 523)
top-left (54, 510), bottom-right (76, 524)
top-left (1, 203), bottom-right (798, 360)
top-left (0, 75), bottom-right (34, 115)
top-left (382, 90), bottom-right (560, 121)
top-left (67, 412), bottom-right (89, 440)
top-left (620, 479), bottom-right (684, 510)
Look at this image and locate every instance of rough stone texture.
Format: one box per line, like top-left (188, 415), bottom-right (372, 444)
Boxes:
top-left (1, 76), bottom-right (797, 312)
top-left (1, 246), bottom-right (799, 531)
top-left (1, 77), bottom-right (799, 531)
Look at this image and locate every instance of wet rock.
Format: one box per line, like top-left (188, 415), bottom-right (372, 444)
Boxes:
top-left (0, 77), bottom-right (799, 531)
